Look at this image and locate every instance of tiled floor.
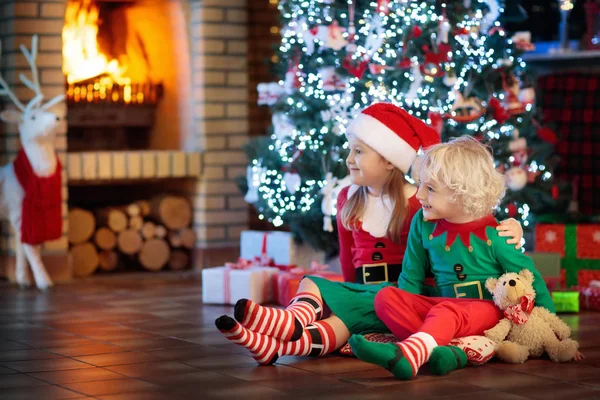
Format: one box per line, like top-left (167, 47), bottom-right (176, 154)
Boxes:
top-left (1, 272), bottom-right (599, 400)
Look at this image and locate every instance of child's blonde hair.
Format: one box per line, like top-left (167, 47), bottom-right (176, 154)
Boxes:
top-left (340, 165), bottom-right (408, 244)
top-left (421, 136), bottom-right (506, 218)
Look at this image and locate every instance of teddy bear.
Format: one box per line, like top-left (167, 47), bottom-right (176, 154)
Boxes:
top-left (483, 269), bottom-right (579, 364)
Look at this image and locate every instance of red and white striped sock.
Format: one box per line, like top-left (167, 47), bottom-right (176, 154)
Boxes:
top-left (395, 332), bottom-right (438, 378)
top-left (234, 292), bottom-right (323, 341)
top-left (216, 316), bottom-right (337, 365)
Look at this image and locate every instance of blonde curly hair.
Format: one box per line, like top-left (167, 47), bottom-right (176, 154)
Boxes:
top-left (421, 136), bottom-right (506, 219)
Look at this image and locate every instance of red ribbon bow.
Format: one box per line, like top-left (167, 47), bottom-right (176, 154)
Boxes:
top-left (504, 294), bottom-right (535, 325)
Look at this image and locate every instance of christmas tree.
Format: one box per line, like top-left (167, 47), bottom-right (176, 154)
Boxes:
top-left (243, 0), bottom-right (568, 256)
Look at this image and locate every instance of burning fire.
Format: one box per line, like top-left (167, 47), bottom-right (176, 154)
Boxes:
top-left (62, 0), bottom-right (130, 86)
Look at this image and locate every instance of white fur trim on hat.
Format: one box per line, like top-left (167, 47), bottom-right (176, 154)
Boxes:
top-left (347, 113), bottom-right (417, 173)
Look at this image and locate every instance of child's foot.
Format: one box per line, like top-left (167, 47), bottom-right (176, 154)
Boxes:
top-left (348, 335), bottom-right (416, 380)
top-left (428, 345), bottom-right (468, 375)
top-left (234, 292), bottom-right (322, 341)
top-left (215, 315), bottom-right (280, 365)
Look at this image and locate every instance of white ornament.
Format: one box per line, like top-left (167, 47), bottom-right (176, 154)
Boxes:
top-left (437, 16), bottom-right (451, 45)
top-left (283, 172), bottom-right (301, 194)
top-left (321, 94), bottom-right (361, 136)
top-left (364, 15), bottom-right (385, 56)
top-left (443, 74), bottom-right (458, 87)
top-left (480, 0), bottom-right (500, 33)
top-left (519, 87), bottom-right (535, 106)
top-left (505, 167), bottom-right (528, 191)
top-left (244, 165), bottom-right (266, 203)
top-left (257, 82), bottom-right (284, 105)
top-left (320, 173), bottom-right (352, 232)
top-left (0, 35), bottom-right (65, 290)
top-left (593, 231), bottom-right (600, 243)
top-left (405, 63), bottom-right (423, 105)
top-left (272, 113), bottom-right (295, 140)
top-left (319, 66), bottom-right (347, 92)
top-left (545, 230), bottom-right (558, 243)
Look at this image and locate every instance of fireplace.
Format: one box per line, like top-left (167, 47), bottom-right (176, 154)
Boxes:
top-left (0, 0), bottom-right (253, 281)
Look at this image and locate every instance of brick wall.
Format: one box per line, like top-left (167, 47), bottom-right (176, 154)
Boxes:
top-left (190, 0), bottom-right (250, 248)
top-left (0, 0), bottom-right (68, 255)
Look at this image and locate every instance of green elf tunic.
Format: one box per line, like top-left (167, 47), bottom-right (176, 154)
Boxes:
top-left (309, 209), bottom-right (555, 335)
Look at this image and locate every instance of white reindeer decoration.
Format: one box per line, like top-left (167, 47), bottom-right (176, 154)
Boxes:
top-left (0, 35), bottom-right (65, 290)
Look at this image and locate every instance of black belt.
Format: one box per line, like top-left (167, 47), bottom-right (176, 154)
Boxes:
top-left (355, 262), bottom-right (401, 284)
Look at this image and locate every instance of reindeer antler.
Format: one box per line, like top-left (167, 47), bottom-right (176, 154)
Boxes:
top-left (19, 35), bottom-right (45, 111)
top-left (0, 39), bottom-right (26, 112)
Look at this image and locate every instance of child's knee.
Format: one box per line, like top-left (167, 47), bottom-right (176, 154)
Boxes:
top-left (374, 287), bottom-right (403, 318)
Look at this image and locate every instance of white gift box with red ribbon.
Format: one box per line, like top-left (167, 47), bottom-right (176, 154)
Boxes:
top-left (240, 230), bottom-right (324, 268)
top-left (201, 265), bottom-right (280, 305)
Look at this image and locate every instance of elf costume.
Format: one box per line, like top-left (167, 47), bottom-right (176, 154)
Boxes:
top-left (349, 208), bottom-right (556, 379)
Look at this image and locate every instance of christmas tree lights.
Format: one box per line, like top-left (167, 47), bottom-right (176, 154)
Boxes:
top-left (245, 0), bottom-right (568, 254)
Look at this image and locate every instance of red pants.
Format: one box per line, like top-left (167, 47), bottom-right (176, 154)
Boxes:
top-left (374, 287), bottom-right (503, 345)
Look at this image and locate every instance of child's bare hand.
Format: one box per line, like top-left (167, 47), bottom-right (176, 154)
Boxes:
top-left (573, 351), bottom-right (585, 361)
top-left (497, 218), bottom-right (523, 250)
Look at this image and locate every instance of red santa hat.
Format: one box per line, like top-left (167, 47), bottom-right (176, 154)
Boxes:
top-left (346, 103), bottom-right (441, 173)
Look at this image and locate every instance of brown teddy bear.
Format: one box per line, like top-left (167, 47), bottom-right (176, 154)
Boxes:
top-left (484, 269), bottom-right (579, 363)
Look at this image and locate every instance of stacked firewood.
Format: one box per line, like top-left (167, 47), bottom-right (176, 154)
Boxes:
top-left (68, 195), bottom-right (195, 278)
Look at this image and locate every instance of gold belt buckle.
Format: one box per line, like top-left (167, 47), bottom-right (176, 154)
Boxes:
top-left (362, 262), bottom-right (388, 284)
top-left (453, 281), bottom-right (483, 299)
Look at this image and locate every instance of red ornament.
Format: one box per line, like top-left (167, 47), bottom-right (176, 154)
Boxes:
top-left (428, 111), bottom-right (444, 135)
top-left (412, 26), bottom-right (422, 38)
top-left (507, 203), bottom-right (517, 218)
top-left (377, 0), bottom-right (390, 14)
top-left (552, 184), bottom-right (559, 200)
top-left (537, 126), bottom-right (558, 145)
top-left (488, 97), bottom-right (510, 125)
top-left (398, 58), bottom-right (412, 69)
top-left (343, 56), bottom-right (369, 79)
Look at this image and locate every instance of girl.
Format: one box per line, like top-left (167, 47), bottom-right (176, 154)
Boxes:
top-left (349, 136), bottom-right (581, 380)
top-left (215, 104), bottom-right (523, 365)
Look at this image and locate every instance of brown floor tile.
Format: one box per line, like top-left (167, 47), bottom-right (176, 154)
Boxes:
top-left (0, 384), bottom-right (86, 399)
top-left (430, 391), bottom-right (533, 400)
top-left (97, 393), bottom-right (179, 400)
top-left (0, 373), bottom-right (47, 389)
top-left (520, 363), bottom-right (600, 382)
top-left (0, 365), bottom-right (18, 374)
top-left (335, 367), bottom-right (444, 387)
top-left (106, 337), bottom-right (198, 350)
top-left (73, 351), bottom-right (164, 367)
top-left (217, 364), bottom-right (316, 381)
top-left (104, 361), bottom-right (198, 377)
top-left (47, 343), bottom-right (129, 357)
top-left (182, 353), bottom-right (260, 369)
top-left (148, 344), bottom-right (237, 360)
top-left (29, 367), bottom-right (126, 384)
top-left (0, 357), bottom-right (92, 373)
top-left (258, 374), bottom-right (363, 396)
top-left (0, 349), bottom-right (61, 362)
top-left (503, 382), bottom-right (600, 400)
top-left (139, 370), bottom-right (235, 388)
top-left (0, 340), bottom-right (30, 351)
top-left (195, 380), bottom-right (286, 399)
top-left (577, 378), bottom-right (600, 389)
top-left (360, 378), bottom-right (485, 399)
top-left (275, 355), bottom-right (380, 374)
top-left (446, 366), bottom-right (561, 389)
top-left (60, 378), bottom-right (162, 396)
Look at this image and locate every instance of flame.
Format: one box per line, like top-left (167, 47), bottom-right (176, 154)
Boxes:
top-left (62, 0), bottom-right (130, 86)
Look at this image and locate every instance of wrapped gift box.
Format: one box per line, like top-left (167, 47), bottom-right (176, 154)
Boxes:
top-left (526, 252), bottom-right (562, 290)
top-left (579, 284), bottom-right (600, 311)
top-left (241, 230), bottom-right (325, 268)
top-left (202, 266), bottom-right (280, 305)
top-left (551, 290), bottom-right (580, 313)
top-left (535, 224), bottom-right (600, 287)
top-left (277, 270), bottom-right (343, 306)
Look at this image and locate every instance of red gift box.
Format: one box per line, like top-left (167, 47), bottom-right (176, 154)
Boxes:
top-left (276, 262), bottom-right (343, 306)
top-left (580, 285), bottom-right (600, 311)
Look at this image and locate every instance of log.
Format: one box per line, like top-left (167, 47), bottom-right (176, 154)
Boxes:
top-left (178, 228), bottom-right (196, 249)
top-left (168, 231), bottom-right (182, 248)
top-left (129, 216), bottom-right (143, 231)
top-left (97, 208), bottom-right (128, 232)
top-left (117, 229), bottom-right (143, 255)
top-left (154, 224), bottom-right (167, 239)
top-left (150, 195), bottom-right (192, 230)
top-left (139, 238), bottom-right (171, 271)
top-left (136, 200), bottom-right (151, 216)
top-left (68, 208), bottom-right (95, 245)
top-left (141, 221), bottom-right (156, 240)
top-left (98, 250), bottom-right (119, 271)
top-left (94, 227), bottom-right (117, 250)
top-left (72, 242), bottom-right (99, 278)
top-left (126, 203), bottom-right (141, 217)
top-left (168, 250), bottom-right (189, 270)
